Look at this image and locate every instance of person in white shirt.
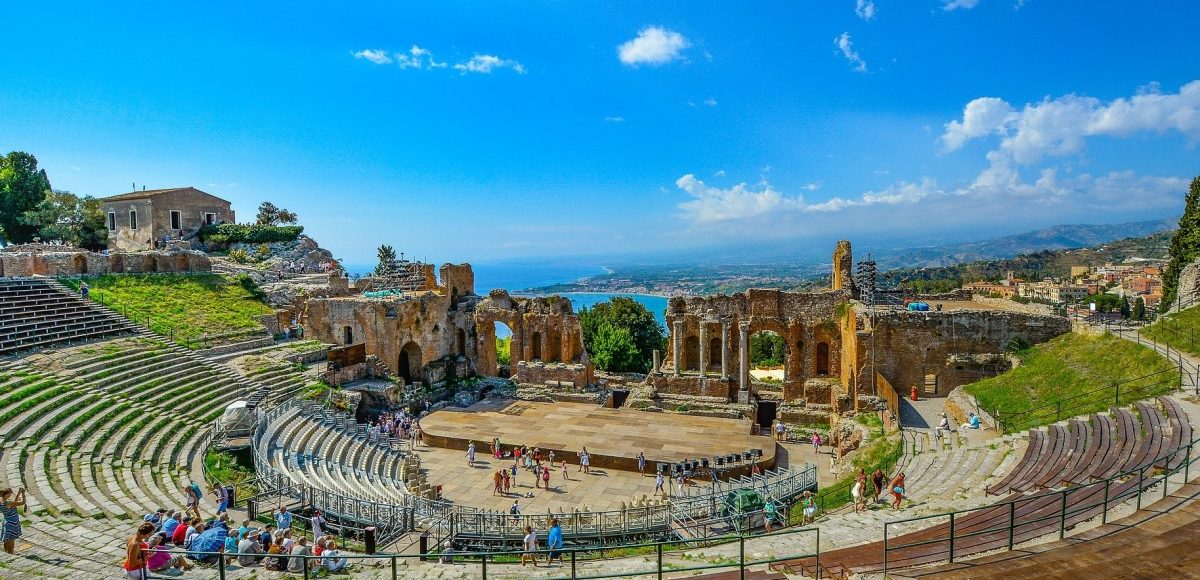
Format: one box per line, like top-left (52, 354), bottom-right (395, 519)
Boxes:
top-left (520, 525), bottom-right (538, 567)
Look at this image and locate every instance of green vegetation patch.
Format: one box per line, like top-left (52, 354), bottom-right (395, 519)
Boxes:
top-left (61, 274), bottom-right (273, 347)
top-left (197, 223), bottom-right (303, 244)
top-left (204, 450), bottom-right (259, 498)
top-left (966, 332), bottom-right (1177, 432)
top-left (1140, 305), bottom-right (1200, 357)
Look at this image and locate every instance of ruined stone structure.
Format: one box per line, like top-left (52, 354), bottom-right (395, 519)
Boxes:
top-left (474, 290), bottom-right (592, 387)
top-left (100, 186), bottom-right (234, 251)
top-left (0, 244), bottom-right (211, 277)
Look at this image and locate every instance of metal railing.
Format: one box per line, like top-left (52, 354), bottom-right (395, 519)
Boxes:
top-left (137, 522), bottom-right (822, 580)
top-left (992, 366), bottom-right (1182, 433)
top-left (881, 433), bottom-right (1200, 575)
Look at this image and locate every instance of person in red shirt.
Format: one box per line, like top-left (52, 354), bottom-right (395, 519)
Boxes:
top-left (171, 517), bottom-right (191, 546)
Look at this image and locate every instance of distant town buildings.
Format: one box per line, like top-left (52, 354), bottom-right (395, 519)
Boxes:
top-left (961, 260), bottom-right (1167, 310)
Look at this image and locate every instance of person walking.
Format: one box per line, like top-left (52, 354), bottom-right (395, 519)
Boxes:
top-left (184, 481), bottom-right (202, 520)
top-left (502, 468), bottom-right (512, 494)
top-left (637, 452), bottom-right (646, 477)
top-left (811, 432), bottom-right (822, 454)
top-left (541, 465), bottom-right (551, 490)
top-left (851, 473), bottom-right (866, 513)
top-left (763, 498), bottom-right (778, 533)
top-left (80, 282), bottom-right (90, 300)
top-left (579, 447), bottom-right (591, 474)
top-left (467, 441), bottom-right (476, 466)
top-left (774, 420), bottom-right (787, 442)
top-left (311, 510), bottom-right (327, 540)
top-left (871, 469), bottom-right (886, 503)
top-left (654, 472), bottom-right (665, 495)
top-left (493, 470), bottom-right (504, 496)
top-left (891, 473), bottom-right (907, 510)
top-left (213, 482), bottom-right (229, 516)
top-left (521, 525), bottom-right (538, 567)
top-left (546, 518), bottom-right (565, 566)
top-left (561, 459), bottom-right (570, 481)
top-left (0, 488), bottom-right (25, 555)
top-left (510, 500), bottom-right (521, 522)
top-left (800, 490), bottom-right (817, 525)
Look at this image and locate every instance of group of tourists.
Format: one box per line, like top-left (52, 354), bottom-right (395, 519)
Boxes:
top-left (850, 468), bottom-right (907, 512)
top-left (121, 505), bottom-right (349, 578)
top-left (369, 409), bottom-right (423, 447)
top-left (517, 518), bottom-right (565, 568)
top-left (486, 442), bottom-right (576, 497)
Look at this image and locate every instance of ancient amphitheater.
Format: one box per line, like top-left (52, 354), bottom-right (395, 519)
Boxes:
top-left (3, 254), bottom-right (1200, 579)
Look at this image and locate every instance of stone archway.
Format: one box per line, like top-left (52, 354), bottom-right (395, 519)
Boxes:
top-left (72, 254), bottom-right (88, 274)
top-left (684, 335), bottom-right (700, 371)
top-left (816, 342), bottom-right (830, 376)
top-left (530, 332), bottom-right (542, 361)
top-left (398, 341), bottom-right (423, 385)
top-left (343, 326), bottom-right (354, 345)
top-left (456, 328), bottom-right (467, 357)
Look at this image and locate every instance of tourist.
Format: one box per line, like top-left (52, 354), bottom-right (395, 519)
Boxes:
top-left (541, 465), bottom-right (551, 490)
top-left (238, 532), bottom-right (263, 567)
top-left (775, 420), bottom-right (787, 442)
top-left (265, 536), bottom-right (287, 571)
top-left (751, 462), bottom-right (761, 477)
top-left (493, 470), bottom-right (504, 495)
top-left (891, 473), bottom-right (907, 510)
top-left (811, 433), bottom-right (822, 455)
top-left (510, 499), bottom-right (521, 522)
top-left (579, 447), bottom-right (591, 474)
top-left (548, 449), bottom-right (556, 466)
top-left (161, 510), bottom-right (180, 538)
top-left (764, 498), bottom-right (778, 533)
top-left (122, 521), bottom-right (154, 579)
top-left (655, 472), bottom-right (665, 495)
top-left (510, 462), bottom-right (519, 487)
top-left (438, 539), bottom-right (456, 564)
top-left (0, 488), bottom-right (24, 555)
top-left (183, 521), bottom-right (205, 550)
top-left (871, 469), bottom-right (886, 503)
top-left (147, 532), bottom-right (193, 572)
top-left (213, 481), bottom-right (229, 515)
top-left (274, 505), bottom-right (294, 533)
top-left (184, 481), bottom-right (202, 520)
top-left (311, 509), bottom-right (327, 540)
top-left (938, 413), bottom-right (952, 436)
top-left (493, 437), bottom-right (502, 459)
top-left (561, 459), bottom-right (570, 480)
top-left (259, 524), bottom-right (275, 550)
top-left (288, 536), bottom-right (315, 574)
top-left (637, 451), bottom-right (646, 476)
top-left (80, 282), bottom-right (89, 300)
top-left (467, 441), bottom-right (476, 466)
top-left (224, 528), bottom-right (239, 565)
top-left (962, 412), bottom-right (981, 430)
top-left (320, 537), bottom-right (350, 572)
top-left (171, 516), bottom-right (192, 546)
top-left (677, 475), bottom-right (687, 497)
top-left (546, 518), bottom-right (565, 566)
top-left (503, 468), bottom-right (512, 494)
top-left (851, 473), bottom-right (866, 513)
top-left (800, 490), bottom-right (817, 525)
top-left (521, 525), bottom-right (539, 567)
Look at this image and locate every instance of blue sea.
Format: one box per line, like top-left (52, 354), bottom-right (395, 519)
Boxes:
top-left (342, 260), bottom-right (667, 338)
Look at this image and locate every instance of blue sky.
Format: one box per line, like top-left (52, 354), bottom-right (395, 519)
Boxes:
top-left (2, 1), bottom-right (1198, 266)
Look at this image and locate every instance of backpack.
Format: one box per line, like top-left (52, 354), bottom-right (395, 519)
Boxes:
top-left (191, 483), bottom-right (202, 501)
top-left (225, 485), bottom-right (236, 503)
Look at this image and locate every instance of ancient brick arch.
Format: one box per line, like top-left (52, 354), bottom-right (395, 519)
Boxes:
top-left (473, 289), bottom-right (586, 377)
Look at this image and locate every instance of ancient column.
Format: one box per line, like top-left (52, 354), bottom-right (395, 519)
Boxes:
top-left (738, 321), bottom-right (751, 393)
top-left (672, 320), bottom-right (683, 376)
top-left (652, 349), bottom-right (661, 373)
top-left (698, 323), bottom-right (708, 377)
top-left (720, 320), bottom-right (730, 380)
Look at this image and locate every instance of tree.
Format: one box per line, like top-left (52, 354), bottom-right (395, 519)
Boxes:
top-left (750, 332), bottom-right (785, 367)
top-left (375, 244), bottom-right (398, 276)
top-left (579, 297), bottom-right (666, 373)
top-left (19, 190), bottom-right (109, 250)
top-left (1120, 297), bottom-right (1132, 319)
top-left (255, 201), bottom-right (299, 226)
top-left (1133, 296), bottom-right (1146, 321)
top-left (1162, 175), bottom-right (1200, 307)
top-left (0, 151), bottom-right (52, 244)
top-left (496, 336), bottom-right (511, 366)
top-left (588, 320), bottom-right (640, 372)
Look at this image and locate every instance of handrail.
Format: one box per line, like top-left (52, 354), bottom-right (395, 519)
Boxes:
top-left (881, 432), bottom-right (1199, 574)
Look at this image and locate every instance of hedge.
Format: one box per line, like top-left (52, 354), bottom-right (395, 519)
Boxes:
top-left (198, 224), bottom-right (303, 244)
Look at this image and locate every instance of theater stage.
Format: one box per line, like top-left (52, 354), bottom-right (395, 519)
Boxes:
top-left (420, 399), bottom-right (776, 477)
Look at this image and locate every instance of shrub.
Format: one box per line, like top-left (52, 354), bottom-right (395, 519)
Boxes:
top-left (253, 244), bottom-right (271, 260)
top-left (236, 275), bottom-right (268, 302)
top-left (228, 248), bottom-right (250, 264)
top-left (198, 223), bottom-right (303, 244)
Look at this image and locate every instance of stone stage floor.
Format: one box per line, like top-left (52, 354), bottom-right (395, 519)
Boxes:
top-left (419, 399), bottom-right (776, 472)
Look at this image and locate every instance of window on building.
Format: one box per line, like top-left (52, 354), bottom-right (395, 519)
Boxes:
top-left (129, 210), bottom-right (138, 230)
top-left (170, 210), bottom-right (181, 230)
top-left (107, 212), bottom-right (116, 231)
top-left (204, 212), bottom-right (217, 225)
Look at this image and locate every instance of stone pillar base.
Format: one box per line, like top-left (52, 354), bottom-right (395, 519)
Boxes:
top-left (737, 389), bottom-right (750, 404)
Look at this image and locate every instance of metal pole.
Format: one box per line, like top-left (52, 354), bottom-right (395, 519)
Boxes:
top-left (739, 535), bottom-right (746, 580)
top-left (1102, 479), bottom-right (1110, 524)
top-left (1008, 500), bottom-right (1015, 550)
top-left (883, 524), bottom-right (889, 576)
top-left (1137, 467), bottom-right (1145, 510)
top-left (571, 549), bottom-right (577, 579)
top-left (391, 556), bottom-right (397, 579)
top-left (482, 553), bottom-right (487, 579)
top-left (948, 512), bottom-right (956, 562)
top-left (657, 543), bottom-right (664, 580)
top-left (815, 527), bottom-right (820, 576)
top-left (1059, 490), bottom-right (1067, 539)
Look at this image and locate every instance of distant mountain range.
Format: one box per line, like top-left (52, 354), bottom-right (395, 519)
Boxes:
top-left (871, 217), bottom-right (1178, 270)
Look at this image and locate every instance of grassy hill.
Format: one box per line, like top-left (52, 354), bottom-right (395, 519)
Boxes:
top-left (965, 332), bottom-right (1177, 432)
top-left (60, 274), bottom-right (274, 347)
top-left (1140, 305), bottom-right (1200, 357)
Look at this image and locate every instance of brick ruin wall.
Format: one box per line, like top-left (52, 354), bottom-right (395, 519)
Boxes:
top-left (867, 309), bottom-right (1071, 398)
top-left (0, 247), bottom-right (211, 277)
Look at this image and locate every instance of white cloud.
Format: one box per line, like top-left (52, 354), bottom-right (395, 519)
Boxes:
top-left (704, 98), bottom-right (718, 107)
top-left (714, 170), bottom-right (726, 177)
top-left (454, 54), bottom-right (526, 74)
top-left (353, 49), bottom-right (392, 65)
top-left (675, 174), bottom-right (930, 224)
top-left (803, 182), bottom-right (821, 191)
top-left (943, 80), bottom-right (1200, 166)
top-left (834, 33), bottom-right (867, 72)
top-left (855, 0), bottom-right (877, 20)
top-left (618, 26), bottom-right (689, 66)
top-left (943, 0), bottom-right (981, 10)
top-left (603, 116), bottom-right (625, 123)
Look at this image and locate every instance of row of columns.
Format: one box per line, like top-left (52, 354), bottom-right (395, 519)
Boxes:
top-left (670, 318), bottom-right (738, 383)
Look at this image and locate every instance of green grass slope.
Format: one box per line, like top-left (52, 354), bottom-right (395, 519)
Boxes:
top-left (1139, 305), bottom-right (1200, 357)
top-left (61, 274), bottom-right (274, 347)
top-left (966, 332), bottom-right (1177, 432)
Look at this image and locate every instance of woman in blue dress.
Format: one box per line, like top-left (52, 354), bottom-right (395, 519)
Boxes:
top-left (1, 487), bottom-right (26, 555)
